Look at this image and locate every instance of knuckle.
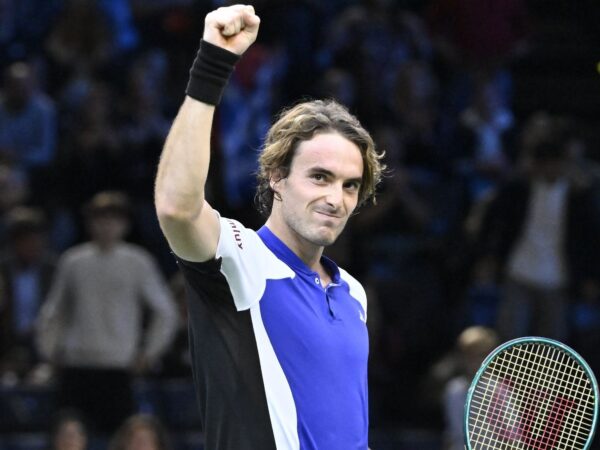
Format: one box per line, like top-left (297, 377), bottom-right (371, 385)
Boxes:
top-left (205, 11), bottom-right (218, 23)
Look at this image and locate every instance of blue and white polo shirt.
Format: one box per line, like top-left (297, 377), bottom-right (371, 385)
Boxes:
top-left (177, 215), bottom-right (369, 450)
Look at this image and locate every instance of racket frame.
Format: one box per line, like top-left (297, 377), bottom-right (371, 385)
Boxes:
top-left (463, 336), bottom-right (599, 450)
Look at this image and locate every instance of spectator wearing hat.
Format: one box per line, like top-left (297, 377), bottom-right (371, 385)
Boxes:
top-left (36, 191), bottom-right (177, 436)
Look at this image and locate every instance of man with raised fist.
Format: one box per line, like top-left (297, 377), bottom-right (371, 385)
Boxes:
top-left (155, 5), bottom-right (384, 449)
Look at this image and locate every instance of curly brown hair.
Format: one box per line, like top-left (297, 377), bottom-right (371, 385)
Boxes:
top-left (255, 99), bottom-right (385, 218)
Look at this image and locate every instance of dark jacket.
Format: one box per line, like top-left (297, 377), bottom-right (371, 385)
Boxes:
top-left (477, 176), bottom-right (600, 290)
top-left (0, 255), bottom-right (56, 365)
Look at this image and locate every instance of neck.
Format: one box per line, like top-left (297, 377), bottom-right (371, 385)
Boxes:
top-left (94, 240), bottom-right (120, 251)
top-left (264, 217), bottom-right (324, 271)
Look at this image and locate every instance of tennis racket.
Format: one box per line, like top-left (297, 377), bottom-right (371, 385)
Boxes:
top-left (464, 336), bottom-right (599, 449)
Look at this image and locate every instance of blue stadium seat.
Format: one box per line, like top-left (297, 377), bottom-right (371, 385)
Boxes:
top-left (0, 434), bottom-right (47, 450)
top-left (0, 386), bottom-right (56, 433)
top-left (160, 380), bottom-right (201, 431)
top-left (171, 432), bottom-right (204, 450)
top-left (132, 379), bottom-right (163, 416)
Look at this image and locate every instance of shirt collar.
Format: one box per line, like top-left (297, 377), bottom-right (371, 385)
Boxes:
top-left (257, 225), bottom-right (341, 283)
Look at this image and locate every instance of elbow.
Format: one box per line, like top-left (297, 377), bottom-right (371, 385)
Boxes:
top-left (155, 197), bottom-right (202, 229)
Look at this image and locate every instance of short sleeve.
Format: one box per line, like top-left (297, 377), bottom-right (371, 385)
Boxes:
top-left (215, 217), bottom-right (294, 311)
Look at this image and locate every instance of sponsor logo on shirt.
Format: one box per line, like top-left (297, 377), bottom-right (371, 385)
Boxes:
top-left (227, 219), bottom-right (243, 250)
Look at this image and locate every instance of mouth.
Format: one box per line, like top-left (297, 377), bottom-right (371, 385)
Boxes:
top-left (314, 210), bottom-right (342, 219)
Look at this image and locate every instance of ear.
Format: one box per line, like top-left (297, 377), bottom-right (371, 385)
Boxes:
top-left (269, 177), bottom-right (279, 192)
top-left (269, 170), bottom-right (284, 202)
top-left (269, 169), bottom-right (284, 193)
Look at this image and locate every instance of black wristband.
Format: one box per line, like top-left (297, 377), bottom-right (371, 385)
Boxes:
top-left (185, 40), bottom-right (240, 105)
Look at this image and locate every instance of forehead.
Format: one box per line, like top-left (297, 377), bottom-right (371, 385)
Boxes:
top-left (291, 132), bottom-right (363, 177)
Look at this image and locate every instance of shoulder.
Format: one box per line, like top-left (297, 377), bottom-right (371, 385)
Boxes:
top-left (338, 266), bottom-right (367, 310)
top-left (216, 217), bottom-right (269, 259)
top-left (444, 375), bottom-right (470, 397)
top-left (59, 243), bottom-right (94, 263)
top-left (116, 243), bottom-right (158, 264)
top-left (32, 93), bottom-right (56, 113)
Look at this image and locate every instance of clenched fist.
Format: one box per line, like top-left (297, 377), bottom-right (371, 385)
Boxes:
top-left (203, 4), bottom-right (260, 56)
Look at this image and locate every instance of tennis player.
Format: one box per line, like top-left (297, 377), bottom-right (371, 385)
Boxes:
top-left (154, 5), bottom-right (384, 449)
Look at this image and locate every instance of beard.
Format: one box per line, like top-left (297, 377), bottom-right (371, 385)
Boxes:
top-left (283, 206), bottom-right (348, 247)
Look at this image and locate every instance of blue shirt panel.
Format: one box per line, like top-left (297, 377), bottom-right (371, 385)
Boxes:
top-left (257, 226), bottom-right (369, 450)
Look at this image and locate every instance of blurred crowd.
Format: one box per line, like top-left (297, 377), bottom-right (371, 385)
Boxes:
top-left (1, 0), bottom-right (600, 448)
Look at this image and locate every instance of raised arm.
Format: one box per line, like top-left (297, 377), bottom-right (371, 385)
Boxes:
top-left (154, 5), bottom-right (260, 262)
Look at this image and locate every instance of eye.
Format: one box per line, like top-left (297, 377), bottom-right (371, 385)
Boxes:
top-left (344, 181), bottom-right (361, 191)
top-left (311, 173), bottom-right (326, 182)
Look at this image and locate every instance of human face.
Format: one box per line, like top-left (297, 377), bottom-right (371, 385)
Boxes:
top-left (271, 132), bottom-right (363, 250)
top-left (54, 420), bottom-right (87, 450)
top-left (127, 426), bottom-right (159, 450)
top-left (88, 213), bottom-right (129, 247)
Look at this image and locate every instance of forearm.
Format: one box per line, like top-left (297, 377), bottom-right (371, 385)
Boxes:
top-left (155, 34), bottom-right (244, 222)
top-left (154, 5), bottom-right (259, 260)
top-left (155, 96), bottom-right (215, 221)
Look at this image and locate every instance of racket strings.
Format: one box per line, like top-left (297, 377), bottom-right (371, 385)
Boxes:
top-left (505, 347), bottom-right (589, 448)
top-left (471, 347), bottom-right (593, 449)
top-left (472, 346), bottom-right (574, 449)
top-left (467, 343), bottom-right (596, 449)
top-left (473, 346), bottom-right (592, 449)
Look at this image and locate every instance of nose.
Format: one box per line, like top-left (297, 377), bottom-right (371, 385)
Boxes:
top-left (324, 182), bottom-right (344, 209)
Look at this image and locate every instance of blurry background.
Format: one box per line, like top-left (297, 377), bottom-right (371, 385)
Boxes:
top-left (1, 0), bottom-right (600, 449)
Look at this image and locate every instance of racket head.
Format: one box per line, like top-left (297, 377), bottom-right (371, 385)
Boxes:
top-left (464, 336), bottom-right (599, 450)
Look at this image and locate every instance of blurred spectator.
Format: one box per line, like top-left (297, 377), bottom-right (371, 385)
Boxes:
top-left (0, 161), bottom-right (29, 240)
top-left (218, 42), bottom-right (286, 228)
top-left (474, 119), bottom-right (600, 341)
top-left (118, 50), bottom-right (173, 272)
top-left (0, 0), bottom-right (62, 64)
top-left (129, 0), bottom-right (194, 49)
top-left (97, 0), bottom-right (140, 58)
top-left (461, 255), bottom-right (501, 328)
top-left (109, 414), bottom-right (172, 450)
top-left (427, 0), bottom-right (529, 70)
top-left (353, 125), bottom-right (433, 279)
top-left (0, 0), bottom-right (594, 444)
top-left (0, 207), bottom-right (55, 383)
top-left (563, 119), bottom-right (600, 206)
top-left (45, 0), bottom-right (113, 87)
top-left (391, 61), bottom-right (447, 172)
top-left (36, 191), bottom-right (177, 435)
top-left (52, 82), bottom-right (125, 247)
top-left (0, 62), bottom-right (57, 175)
top-left (441, 326), bottom-right (499, 450)
top-left (453, 74), bottom-right (516, 203)
top-left (120, 50), bottom-right (169, 156)
top-left (156, 272), bottom-right (190, 379)
top-left (388, 62), bottom-right (462, 238)
top-left (427, 0), bottom-right (530, 114)
top-left (571, 280), bottom-right (600, 376)
top-left (318, 3), bottom-right (433, 125)
top-left (314, 67), bottom-right (357, 112)
top-left (352, 125), bottom-right (445, 425)
top-left (49, 409), bottom-right (89, 450)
